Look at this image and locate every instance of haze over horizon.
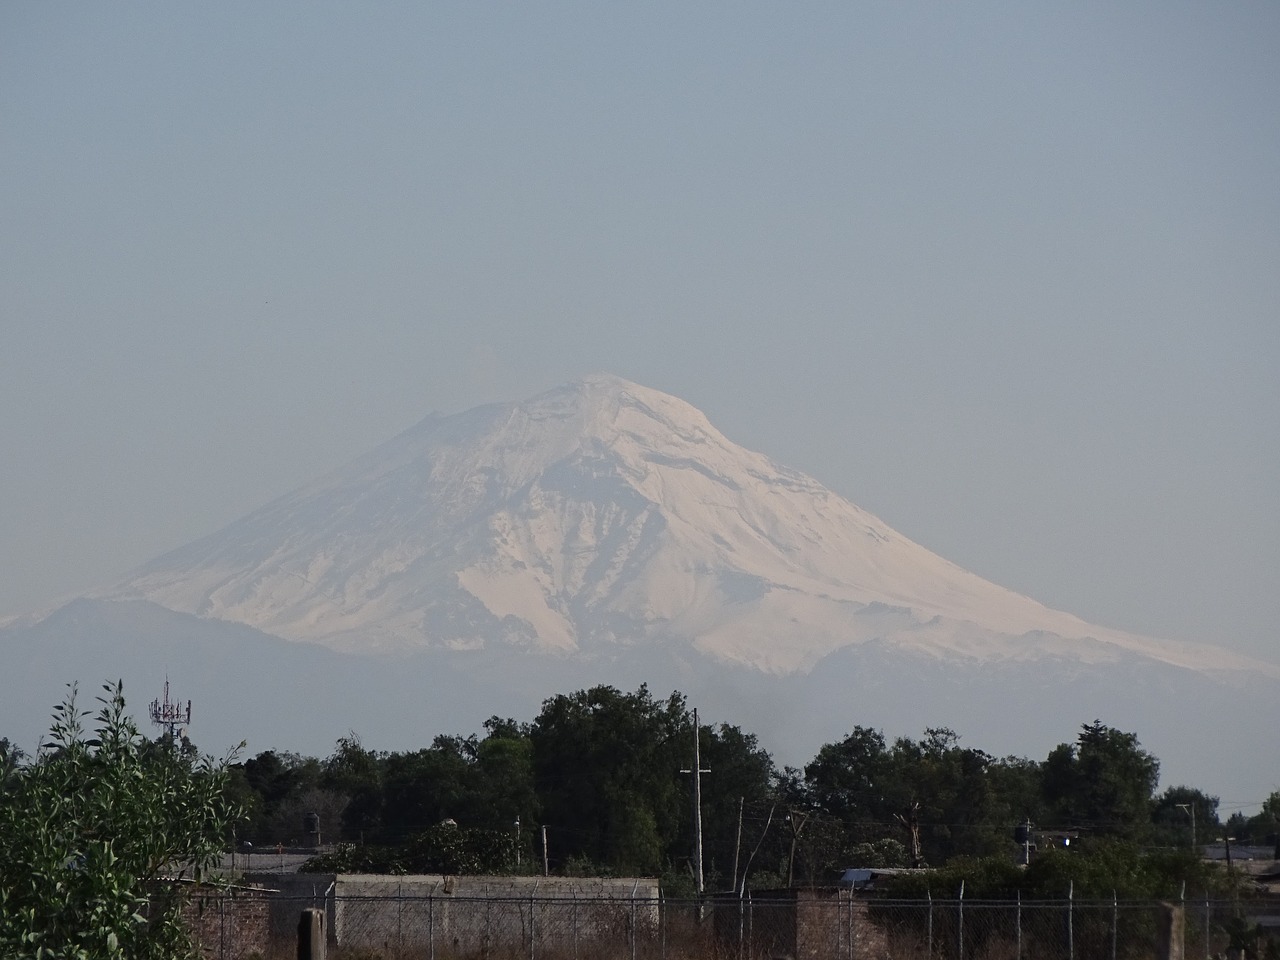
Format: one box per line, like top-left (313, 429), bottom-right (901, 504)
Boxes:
top-left (3, 1), bottom-right (1277, 679)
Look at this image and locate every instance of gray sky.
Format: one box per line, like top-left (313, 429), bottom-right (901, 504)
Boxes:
top-left (3, 2), bottom-right (1277, 664)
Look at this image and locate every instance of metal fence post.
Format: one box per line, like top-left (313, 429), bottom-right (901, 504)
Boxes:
top-left (1111, 890), bottom-right (1117, 960)
top-left (1015, 889), bottom-right (1021, 960)
top-left (660, 892), bottom-right (666, 960)
top-left (1157, 900), bottom-right (1185, 960)
top-left (530, 879), bottom-right (538, 960)
top-left (957, 880), bottom-right (965, 960)
top-left (1179, 882), bottom-right (1186, 960)
top-left (1068, 880), bottom-right (1074, 960)
top-left (847, 889), bottom-right (854, 960)
top-left (298, 907), bottom-right (326, 960)
top-left (924, 890), bottom-right (932, 959)
top-left (737, 892), bottom-right (745, 960)
top-left (1203, 893), bottom-right (1210, 960)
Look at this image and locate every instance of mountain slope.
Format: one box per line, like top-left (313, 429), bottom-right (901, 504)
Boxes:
top-left (5, 596), bottom-right (1276, 806)
top-left (11, 375), bottom-right (1278, 805)
top-left (100, 374), bottom-right (1273, 681)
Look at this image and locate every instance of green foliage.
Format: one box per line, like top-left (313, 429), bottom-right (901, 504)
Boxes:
top-left (804, 725), bottom-right (891, 835)
top-left (1042, 721), bottom-right (1159, 839)
top-left (301, 822), bottom-right (520, 875)
top-left (403, 822), bottom-right (521, 875)
top-left (0, 736), bottom-right (24, 778)
top-left (179, 688), bottom-right (1259, 902)
top-left (323, 733), bottom-right (384, 841)
top-left (1151, 785), bottom-right (1220, 850)
top-left (879, 854), bottom-right (1026, 899)
top-left (1025, 839), bottom-right (1237, 900)
top-left (378, 742), bottom-right (473, 840)
top-left (845, 838), bottom-right (909, 868)
top-left (229, 749), bottom-right (343, 846)
top-left (0, 682), bottom-right (244, 960)
top-left (1227, 791), bottom-right (1280, 851)
top-left (472, 721), bottom-right (539, 829)
top-left (800, 726), bottom-right (1047, 871)
top-left (300, 842), bottom-right (401, 875)
top-left (878, 840), bottom-right (1234, 902)
top-left (531, 685), bottom-right (691, 875)
top-left (295, 686), bottom-right (773, 883)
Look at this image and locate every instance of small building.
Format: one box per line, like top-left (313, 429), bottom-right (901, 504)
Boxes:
top-left (244, 872), bottom-right (661, 956)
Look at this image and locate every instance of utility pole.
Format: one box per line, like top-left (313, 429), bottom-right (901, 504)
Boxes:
top-left (1176, 803), bottom-right (1197, 853)
top-left (737, 798), bottom-right (747, 896)
top-left (680, 708), bottom-right (711, 895)
top-left (739, 804), bottom-right (776, 898)
top-left (785, 808), bottom-right (809, 888)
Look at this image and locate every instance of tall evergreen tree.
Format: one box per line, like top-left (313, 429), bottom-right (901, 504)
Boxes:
top-left (1042, 721), bottom-right (1159, 838)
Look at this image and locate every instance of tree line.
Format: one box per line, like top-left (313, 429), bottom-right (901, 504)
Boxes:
top-left (218, 684), bottom-right (1279, 893)
top-left (2, 679), bottom-right (1276, 958)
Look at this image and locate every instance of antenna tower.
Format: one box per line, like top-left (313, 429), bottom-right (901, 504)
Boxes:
top-left (148, 678), bottom-right (192, 740)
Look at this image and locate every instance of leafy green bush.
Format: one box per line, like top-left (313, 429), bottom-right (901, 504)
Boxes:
top-left (300, 821), bottom-right (520, 875)
top-left (0, 682), bottom-right (243, 959)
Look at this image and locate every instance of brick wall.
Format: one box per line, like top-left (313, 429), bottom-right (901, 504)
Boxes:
top-left (714, 888), bottom-right (890, 960)
top-left (181, 885), bottom-right (273, 960)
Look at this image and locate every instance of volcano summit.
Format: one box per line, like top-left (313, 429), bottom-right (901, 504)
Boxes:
top-left (5, 375), bottom-right (1275, 798)
top-left (101, 374), bottom-right (1265, 680)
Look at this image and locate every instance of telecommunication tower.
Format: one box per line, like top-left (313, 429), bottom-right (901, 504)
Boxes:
top-left (148, 678), bottom-right (192, 740)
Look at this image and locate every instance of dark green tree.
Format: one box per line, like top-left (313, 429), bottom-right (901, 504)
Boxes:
top-left (230, 749), bottom-right (339, 845)
top-left (379, 741), bottom-right (473, 841)
top-left (376, 720), bottom-right (538, 845)
top-left (1151, 785), bottom-right (1219, 851)
top-left (985, 754), bottom-right (1045, 827)
top-left (530, 685), bottom-right (689, 875)
top-left (0, 737), bottom-right (23, 779)
top-left (323, 733), bottom-right (384, 842)
top-left (804, 725), bottom-right (892, 838)
top-left (1042, 721), bottom-right (1159, 839)
top-left (803, 726), bottom-right (1029, 872)
top-left (883, 728), bottom-right (1002, 864)
top-left (1226, 791), bottom-right (1280, 851)
top-left (471, 718), bottom-right (539, 833)
top-left (796, 727), bottom-right (901, 884)
top-left (697, 722), bottom-right (774, 891)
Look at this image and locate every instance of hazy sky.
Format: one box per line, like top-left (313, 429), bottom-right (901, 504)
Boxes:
top-left (3, 3), bottom-right (1277, 664)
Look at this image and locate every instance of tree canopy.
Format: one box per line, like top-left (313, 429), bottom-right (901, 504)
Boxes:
top-left (209, 686), bottom-right (1246, 893)
top-left (6, 680), bottom-right (1236, 898)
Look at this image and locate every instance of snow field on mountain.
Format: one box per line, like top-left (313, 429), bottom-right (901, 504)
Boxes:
top-left (99, 374), bottom-right (1277, 680)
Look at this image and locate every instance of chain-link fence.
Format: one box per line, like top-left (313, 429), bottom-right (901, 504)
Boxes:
top-left (190, 888), bottom-right (1274, 960)
top-left (862, 896), bottom-right (1245, 960)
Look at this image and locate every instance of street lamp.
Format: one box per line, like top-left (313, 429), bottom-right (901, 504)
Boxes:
top-left (1175, 803), bottom-right (1197, 853)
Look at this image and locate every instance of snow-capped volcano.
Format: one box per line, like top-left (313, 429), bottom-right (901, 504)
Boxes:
top-left (101, 375), bottom-right (1271, 680)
